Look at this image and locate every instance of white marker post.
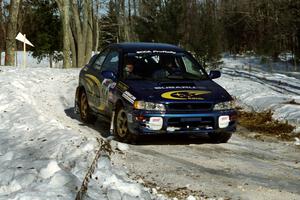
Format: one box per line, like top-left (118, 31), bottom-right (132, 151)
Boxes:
top-left (23, 34), bottom-right (26, 68)
top-left (15, 32), bottom-right (34, 67)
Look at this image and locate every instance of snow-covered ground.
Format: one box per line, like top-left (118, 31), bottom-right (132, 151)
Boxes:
top-left (216, 56), bottom-right (300, 133)
top-left (0, 66), bottom-right (157, 200)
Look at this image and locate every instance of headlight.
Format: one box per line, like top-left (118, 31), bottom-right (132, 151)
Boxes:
top-left (213, 101), bottom-right (234, 111)
top-left (134, 101), bottom-right (166, 112)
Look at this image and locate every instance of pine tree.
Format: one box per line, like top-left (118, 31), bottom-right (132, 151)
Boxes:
top-left (21, 0), bottom-right (62, 68)
top-left (100, 0), bottom-right (119, 47)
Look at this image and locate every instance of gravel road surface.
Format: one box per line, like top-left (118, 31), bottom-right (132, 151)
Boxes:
top-left (112, 130), bottom-right (300, 200)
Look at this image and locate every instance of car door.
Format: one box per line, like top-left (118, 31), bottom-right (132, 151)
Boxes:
top-left (97, 49), bottom-right (120, 115)
top-left (85, 48), bottom-right (110, 112)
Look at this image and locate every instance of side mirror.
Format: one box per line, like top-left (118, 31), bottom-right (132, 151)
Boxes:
top-left (101, 70), bottom-right (117, 81)
top-left (209, 70), bottom-right (221, 79)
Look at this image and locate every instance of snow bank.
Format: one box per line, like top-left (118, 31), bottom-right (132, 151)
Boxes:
top-left (216, 56), bottom-right (300, 132)
top-left (0, 66), bottom-right (155, 200)
top-left (0, 66), bottom-right (96, 199)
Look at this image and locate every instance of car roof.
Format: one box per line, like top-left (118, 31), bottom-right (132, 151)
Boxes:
top-left (108, 42), bottom-right (185, 53)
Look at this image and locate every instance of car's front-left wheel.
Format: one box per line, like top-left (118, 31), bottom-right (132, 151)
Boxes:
top-left (79, 90), bottom-right (97, 124)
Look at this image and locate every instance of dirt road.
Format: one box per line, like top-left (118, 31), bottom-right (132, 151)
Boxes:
top-left (111, 130), bottom-right (300, 200)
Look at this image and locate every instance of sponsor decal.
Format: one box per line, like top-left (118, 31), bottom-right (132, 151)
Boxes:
top-left (154, 86), bottom-right (205, 90)
top-left (102, 79), bottom-right (117, 103)
top-left (122, 91), bottom-right (136, 104)
top-left (116, 81), bottom-right (129, 92)
top-left (161, 90), bottom-right (210, 100)
top-left (136, 50), bottom-right (176, 54)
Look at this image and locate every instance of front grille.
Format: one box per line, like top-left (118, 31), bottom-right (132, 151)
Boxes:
top-left (167, 117), bottom-right (215, 129)
top-left (167, 103), bottom-right (212, 112)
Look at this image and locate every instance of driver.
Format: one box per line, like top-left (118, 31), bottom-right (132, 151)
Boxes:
top-left (123, 57), bottom-right (138, 79)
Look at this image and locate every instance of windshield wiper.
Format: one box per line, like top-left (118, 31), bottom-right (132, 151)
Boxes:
top-left (182, 73), bottom-right (209, 80)
top-left (166, 74), bottom-right (185, 80)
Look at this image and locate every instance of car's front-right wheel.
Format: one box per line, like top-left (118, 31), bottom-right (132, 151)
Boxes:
top-left (114, 106), bottom-right (137, 143)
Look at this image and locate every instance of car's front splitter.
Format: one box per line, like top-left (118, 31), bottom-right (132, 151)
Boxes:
top-left (127, 110), bottom-right (237, 136)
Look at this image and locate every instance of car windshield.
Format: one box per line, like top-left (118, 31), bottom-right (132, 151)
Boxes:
top-left (122, 52), bottom-right (209, 81)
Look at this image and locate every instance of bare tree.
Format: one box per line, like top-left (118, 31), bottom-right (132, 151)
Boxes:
top-left (69, 0), bottom-right (94, 67)
top-left (5, 0), bottom-right (21, 66)
top-left (0, 0), bottom-right (5, 65)
top-left (132, 0), bottom-right (137, 16)
top-left (93, 0), bottom-right (101, 52)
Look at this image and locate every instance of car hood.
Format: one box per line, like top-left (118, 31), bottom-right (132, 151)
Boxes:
top-left (123, 80), bottom-right (232, 103)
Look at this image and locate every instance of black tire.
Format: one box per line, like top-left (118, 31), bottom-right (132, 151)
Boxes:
top-left (114, 106), bottom-right (137, 143)
top-left (79, 91), bottom-right (97, 124)
top-left (209, 132), bottom-right (232, 143)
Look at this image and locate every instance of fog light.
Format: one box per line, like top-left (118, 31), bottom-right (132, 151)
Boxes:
top-left (146, 117), bottom-right (163, 130)
top-left (219, 115), bottom-right (230, 128)
top-left (136, 115), bottom-right (146, 122)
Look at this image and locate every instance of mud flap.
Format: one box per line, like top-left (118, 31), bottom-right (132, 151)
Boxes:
top-left (110, 111), bottom-right (115, 135)
top-left (74, 87), bottom-right (80, 114)
top-left (74, 100), bottom-right (79, 114)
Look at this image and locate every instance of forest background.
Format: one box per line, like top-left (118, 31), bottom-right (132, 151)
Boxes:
top-left (0, 0), bottom-right (299, 68)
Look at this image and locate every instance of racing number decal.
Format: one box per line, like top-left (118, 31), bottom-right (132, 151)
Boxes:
top-left (84, 74), bottom-right (117, 111)
top-left (161, 90), bottom-right (210, 100)
top-left (101, 79), bottom-right (116, 104)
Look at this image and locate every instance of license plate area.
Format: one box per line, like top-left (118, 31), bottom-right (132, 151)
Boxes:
top-left (168, 117), bottom-right (214, 129)
top-left (181, 117), bottom-right (202, 122)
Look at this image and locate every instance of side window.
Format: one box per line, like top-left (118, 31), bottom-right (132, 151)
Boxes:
top-left (101, 50), bottom-right (119, 74)
top-left (92, 49), bottom-right (109, 70)
top-left (182, 56), bottom-right (202, 76)
top-left (88, 54), bottom-right (98, 65)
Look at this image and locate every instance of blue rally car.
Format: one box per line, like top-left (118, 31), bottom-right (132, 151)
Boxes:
top-left (75, 43), bottom-right (237, 143)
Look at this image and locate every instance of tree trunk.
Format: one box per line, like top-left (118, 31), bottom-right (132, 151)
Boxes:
top-left (0, 0), bottom-right (5, 65)
top-left (85, 0), bottom-right (93, 63)
top-left (71, 1), bottom-right (84, 67)
top-left (5, 0), bottom-right (21, 66)
top-left (69, 29), bottom-right (77, 68)
top-left (93, 1), bottom-right (100, 52)
top-left (94, 19), bottom-right (99, 52)
top-left (132, 0), bottom-right (137, 16)
top-left (56, 0), bottom-right (71, 68)
top-left (121, 0), bottom-right (130, 41)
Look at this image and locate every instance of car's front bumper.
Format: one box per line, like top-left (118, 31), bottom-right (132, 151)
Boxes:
top-left (127, 110), bottom-right (237, 136)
